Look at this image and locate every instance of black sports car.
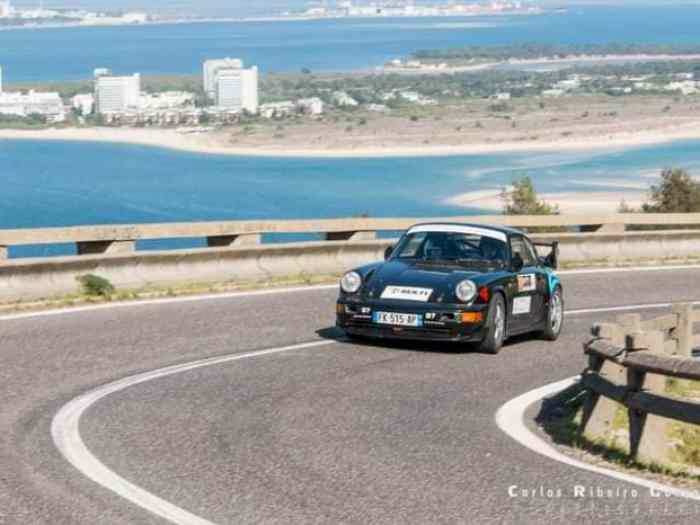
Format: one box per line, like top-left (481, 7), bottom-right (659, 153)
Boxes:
top-left (336, 223), bottom-right (564, 353)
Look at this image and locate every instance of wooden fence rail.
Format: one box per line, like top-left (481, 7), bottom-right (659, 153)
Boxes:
top-left (581, 303), bottom-right (700, 465)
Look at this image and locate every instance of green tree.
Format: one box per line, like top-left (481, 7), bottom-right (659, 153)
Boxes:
top-left (502, 177), bottom-right (559, 215)
top-left (642, 168), bottom-right (700, 213)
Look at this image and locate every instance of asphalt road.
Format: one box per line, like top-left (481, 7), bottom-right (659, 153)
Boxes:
top-left (2, 267), bottom-right (700, 525)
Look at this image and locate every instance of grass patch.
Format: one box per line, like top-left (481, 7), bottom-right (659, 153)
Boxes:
top-left (0, 272), bottom-right (342, 315)
top-left (76, 274), bottom-right (115, 298)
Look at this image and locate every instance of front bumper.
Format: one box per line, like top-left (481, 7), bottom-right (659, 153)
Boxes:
top-left (336, 298), bottom-right (489, 343)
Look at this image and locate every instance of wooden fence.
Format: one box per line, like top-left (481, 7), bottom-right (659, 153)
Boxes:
top-left (581, 304), bottom-right (700, 465)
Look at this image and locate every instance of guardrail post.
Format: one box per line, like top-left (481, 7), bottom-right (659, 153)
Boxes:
top-left (206, 234), bottom-right (261, 247)
top-left (76, 240), bottom-right (135, 255)
top-left (625, 330), bottom-right (671, 464)
top-left (672, 303), bottom-right (694, 358)
top-left (324, 231), bottom-right (376, 241)
top-left (582, 315), bottom-right (639, 441)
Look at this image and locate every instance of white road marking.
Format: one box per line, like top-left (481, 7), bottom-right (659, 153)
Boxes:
top-left (51, 339), bottom-right (337, 525)
top-left (567, 301), bottom-right (700, 316)
top-left (559, 264), bottom-right (700, 275)
top-left (496, 377), bottom-right (700, 501)
top-left (0, 284), bottom-right (338, 322)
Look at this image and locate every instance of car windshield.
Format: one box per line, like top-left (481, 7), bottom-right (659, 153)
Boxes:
top-left (392, 231), bottom-right (508, 268)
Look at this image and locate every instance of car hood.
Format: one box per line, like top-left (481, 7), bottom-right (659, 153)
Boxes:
top-left (364, 260), bottom-right (483, 301)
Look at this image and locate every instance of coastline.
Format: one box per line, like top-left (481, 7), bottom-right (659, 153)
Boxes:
top-left (447, 188), bottom-right (648, 214)
top-left (3, 124), bottom-right (700, 159)
top-left (0, 10), bottom-right (547, 33)
top-left (381, 53), bottom-right (700, 75)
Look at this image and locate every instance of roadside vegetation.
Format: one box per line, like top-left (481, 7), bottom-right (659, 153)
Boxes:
top-left (618, 168), bottom-right (700, 230)
top-left (540, 382), bottom-right (700, 483)
top-left (76, 274), bottom-right (115, 298)
top-left (640, 168), bottom-right (700, 213)
top-left (501, 176), bottom-right (559, 216)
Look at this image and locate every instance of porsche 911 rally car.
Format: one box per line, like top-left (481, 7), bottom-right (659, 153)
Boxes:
top-left (336, 223), bottom-right (563, 354)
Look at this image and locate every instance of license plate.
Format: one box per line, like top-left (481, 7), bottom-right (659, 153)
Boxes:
top-left (373, 311), bottom-right (423, 327)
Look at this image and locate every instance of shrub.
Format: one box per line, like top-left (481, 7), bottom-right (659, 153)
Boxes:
top-left (642, 168), bottom-right (700, 213)
top-left (502, 176), bottom-right (559, 215)
top-left (488, 102), bottom-right (512, 113)
top-left (76, 274), bottom-right (115, 297)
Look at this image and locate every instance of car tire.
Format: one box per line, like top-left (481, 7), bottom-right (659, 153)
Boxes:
top-left (541, 287), bottom-right (564, 341)
top-left (477, 293), bottom-right (506, 354)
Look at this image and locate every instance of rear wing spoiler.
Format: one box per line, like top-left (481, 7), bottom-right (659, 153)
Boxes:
top-left (533, 241), bottom-right (559, 270)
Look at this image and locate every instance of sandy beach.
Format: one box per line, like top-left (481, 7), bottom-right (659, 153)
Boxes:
top-left (381, 53), bottom-right (700, 75)
top-left (3, 119), bottom-right (700, 159)
top-left (447, 188), bottom-right (648, 214)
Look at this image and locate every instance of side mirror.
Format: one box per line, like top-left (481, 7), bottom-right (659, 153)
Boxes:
top-left (549, 242), bottom-right (560, 270)
top-left (543, 242), bottom-right (559, 270)
top-left (384, 245), bottom-right (394, 260)
top-left (541, 254), bottom-right (557, 270)
top-left (512, 253), bottom-right (524, 272)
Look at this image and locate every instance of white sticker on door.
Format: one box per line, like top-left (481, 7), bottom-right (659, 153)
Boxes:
top-left (513, 296), bottom-right (532, 315)
top-left (517, 274), bottom-right (536, 293)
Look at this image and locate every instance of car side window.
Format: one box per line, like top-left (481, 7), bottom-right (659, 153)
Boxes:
top-left (510, 236), bottom-right (537, 267)
top-left (397, 232), bottom-right (427, 258)
top-left (523, 237), bottom-right (539, 265)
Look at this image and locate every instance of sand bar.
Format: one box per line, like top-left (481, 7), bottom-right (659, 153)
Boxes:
top-left (3, 122), bottom-right (700, 158)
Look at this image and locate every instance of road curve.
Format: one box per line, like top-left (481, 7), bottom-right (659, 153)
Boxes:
top-left (2, 267), bottom-right (700, 525)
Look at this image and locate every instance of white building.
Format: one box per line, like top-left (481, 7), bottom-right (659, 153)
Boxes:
top-left (491, 92), bottom-right (512, 101)
top-left (297, 97), bottom-right (324, 115)
top-left (139, 91), bottom-right (195, 110)
top-left (0, 1), bottom-right (13, 18)
top-left (203, 58), bottom-right (243, 100)
top-left (399, 90), bottom-right (437, 105)
top-left (332, 91), bottom-right (358, 107)
top-left (664, 81), bottom-right (699, 96)
top-left (0, 67), bottom-right (65, 122)
top-left (366, 103), bottom-right (389, 113)
top-left (81, 12), bottom-right (148, 25)
top-left (95, 72), bottom-right (141, 114)
top-left (260, 101), bottom-right (296, 119)
top-left (214, 66), bottom-right (258, 113)
top-left (93, 67), bottom-right (111, 78)
top-left (72, 93), bottom-right (95, 115)
top-left (542, 89), bottom-right (566, 98)
top-left (0, 91), bottom-right (66, 122)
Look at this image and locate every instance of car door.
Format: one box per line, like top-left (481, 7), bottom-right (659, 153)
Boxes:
top-left (509, 235), bottom-right (548, 333)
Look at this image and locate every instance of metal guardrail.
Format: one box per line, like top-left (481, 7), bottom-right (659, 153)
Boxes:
top-left (581, 304), bottom-right (700, 466)
top-left (2, 212), bottom-right (700, 260)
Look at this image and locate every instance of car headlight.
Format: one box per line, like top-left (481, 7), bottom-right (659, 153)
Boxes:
top-left (455, 280), bottom-right (477, 303)
top-left (340, 271), bottom-right (362, 294)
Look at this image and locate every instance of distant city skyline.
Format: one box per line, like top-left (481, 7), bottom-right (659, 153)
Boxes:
top-left (8, 1), bottom-right (696, 19)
